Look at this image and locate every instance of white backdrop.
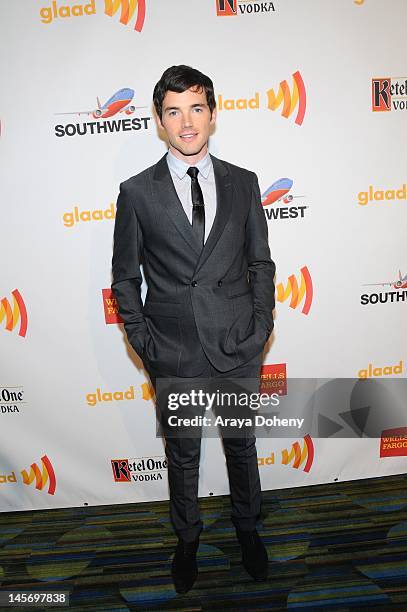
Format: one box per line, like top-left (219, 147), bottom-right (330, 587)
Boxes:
top-left (1, 0), bottom-right (406, 512)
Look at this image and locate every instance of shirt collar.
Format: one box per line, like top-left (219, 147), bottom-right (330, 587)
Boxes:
top-left (167, 149), bottom-right (212, 180)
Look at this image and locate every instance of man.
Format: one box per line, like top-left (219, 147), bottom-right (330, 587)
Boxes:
top-left (111, 65), bottom-right (275, 593)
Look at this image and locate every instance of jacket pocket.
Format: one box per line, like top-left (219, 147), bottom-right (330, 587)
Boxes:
top-left (227, 289), bottom-right (252, 299)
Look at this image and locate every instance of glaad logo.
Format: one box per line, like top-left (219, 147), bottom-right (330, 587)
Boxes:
top-left (358, 184), bottom-right (406, 206)
top-left (372, 77), bottom-right (407, 112)
top-left (54, 88), bottom-right (151, 137)
top-left (258, 435), bottom-right (314, 472)
top-left (217, 71), bottom-right (306, 125)
top-left (216, 0), bottom-right (275, 17)
top-left (111, 456), bottom-right (167, 483)
top-left (262, 178), bottom-right (308, 220)
top-left (276, 267), bottom-right (313, 315)
top-left (361, 269), bottom-right (407, 306)
top-left (267, 71), bottom-right (306, 125)
top-left (104, 0), bottom-right (146, 31)
top-left (21, 455), bottom-right (56, 495)
top-left (0, 289), bottom-right (28, 337)
top-left (39, 0), bottom-right (146, 32)
top-left (358, 360), bottom-right (403, 379)
top-left (63, 203), bottom-right (115, 227)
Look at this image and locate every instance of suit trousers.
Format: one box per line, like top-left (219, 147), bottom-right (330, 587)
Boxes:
top-left (145, 350), bottom-right (264, 542)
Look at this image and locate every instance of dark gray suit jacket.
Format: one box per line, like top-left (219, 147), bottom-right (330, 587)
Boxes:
top-left (111, 153), bottom-right (276, 376)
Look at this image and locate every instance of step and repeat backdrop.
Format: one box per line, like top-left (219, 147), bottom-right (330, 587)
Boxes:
top-left (1, 0), bottom-right (406, 511)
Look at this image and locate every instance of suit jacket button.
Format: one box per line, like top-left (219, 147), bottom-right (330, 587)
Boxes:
top-left (191, 280), bottom-right (197, 287)
top-left (217, 280), bottom-right (222, 287)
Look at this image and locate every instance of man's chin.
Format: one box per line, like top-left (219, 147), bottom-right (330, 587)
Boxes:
top-left (172, 142), bottom-right (207, 158)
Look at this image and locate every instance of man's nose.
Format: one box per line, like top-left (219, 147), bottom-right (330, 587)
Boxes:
top-left (181, 112), bottom-right (193, 127)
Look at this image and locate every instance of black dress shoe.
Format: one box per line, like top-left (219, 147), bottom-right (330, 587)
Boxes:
top-left (236, 528), bottom-right (268, 581)
top-left (171, 537), bottom-right (200, 594)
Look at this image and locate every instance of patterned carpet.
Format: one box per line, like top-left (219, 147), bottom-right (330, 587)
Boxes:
top-left (0, 473), bottom-right (406, 611)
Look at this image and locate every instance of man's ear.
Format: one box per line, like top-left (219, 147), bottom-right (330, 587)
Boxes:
top-left (210, 107), bottom-right (217, 125)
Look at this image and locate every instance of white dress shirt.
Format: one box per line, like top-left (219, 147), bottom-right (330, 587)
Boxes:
top-left (166, 150), bottom-right (217, 244)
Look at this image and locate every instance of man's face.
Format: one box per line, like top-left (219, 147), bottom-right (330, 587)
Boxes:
top-left (158, 87), bottom-right (216, 163)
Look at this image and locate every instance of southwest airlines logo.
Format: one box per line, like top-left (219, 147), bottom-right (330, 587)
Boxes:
top-left (39, 0), bottom-right (146, 32)
top-left (258, 435), bottom-right (314, 472)
top-left (276, 267), bottom-right (313, 315)
top-left (0, 289), bottom-right (28, 337)
top-left (54, 87), bottom-right (151, 137)
top-left (21, 455), bottom-right (56, 495)
top-left (56, 88), bottom-right (145, 120)
top-left (267, 71), bottom-right (306, 126)
top-left (262, 178), bottom-right (308, 220)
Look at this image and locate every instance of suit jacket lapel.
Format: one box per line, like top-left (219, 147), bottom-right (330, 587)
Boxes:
top-left (152, 154), bottom-right (201, 256)
top-left (193, 154), bottom-right (233, 274)
top-left (151, 153), bottom-right (233, 269)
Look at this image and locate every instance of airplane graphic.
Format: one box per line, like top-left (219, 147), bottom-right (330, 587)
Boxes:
top-left (55, 88), bottom-right (146, 119)
top-left (261, 178), bottom-right (303, 206)
top-left (363, 270), bottom-right (407, 290)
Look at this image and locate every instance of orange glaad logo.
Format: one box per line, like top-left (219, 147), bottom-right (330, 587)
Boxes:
top-left (258, 434), bottom-right (314, 472)
top-left (276, 266), bottom-right (313, 315)
top-left (104, 0), bottom-right (146, 31)
top-left (267, 71), bottom-right (306, 126)
top-left (21, 455), bottom-right (56, 495)
top-left (0, 289), bottom-right (28, 337)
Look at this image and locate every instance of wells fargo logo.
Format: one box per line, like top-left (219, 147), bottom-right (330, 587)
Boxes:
top-left (380, 427), bottom-right (407, 458)
top-left (372, 77), bottom-right (407, 112)
top-left (358, 184), bottom-right (406, 206)
top-left (40, 0), bottom-right (146, 32)
top-left (258, 434), bottom-right (314, 472)
top-left (217, 71), bottom-right (306, 126)
top-left (102, 288), bottom-right (123, 324)
top-left (0, 289), bottom-right (28, 337)
top-left (260, 363), bottom-right (287, 396)
top-left (276, 266), bottom-right (313, 315)
top-left (21, 455), bottom-right (56, 495)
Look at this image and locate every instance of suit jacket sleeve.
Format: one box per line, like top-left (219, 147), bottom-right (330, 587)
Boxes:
top-left (111, 182), bottom-right (147, 356)
top-left (245, 172), bottom-right (276, 337)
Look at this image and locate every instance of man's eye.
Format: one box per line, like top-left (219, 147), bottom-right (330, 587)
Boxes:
top-left (168, 111), bottom-right (177, 117)
top-left (193, 107), bottom-right (203, 112)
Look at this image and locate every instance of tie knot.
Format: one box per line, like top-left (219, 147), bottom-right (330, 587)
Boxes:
top-left (187, 166), bottom-right (199, 180)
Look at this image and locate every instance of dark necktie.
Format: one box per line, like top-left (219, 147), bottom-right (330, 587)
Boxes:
top-left (187, 166), bottom-right (205, 248)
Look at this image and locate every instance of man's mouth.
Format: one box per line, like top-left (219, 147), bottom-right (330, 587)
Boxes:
top-left (179, 132), bottom-right (197, 141)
